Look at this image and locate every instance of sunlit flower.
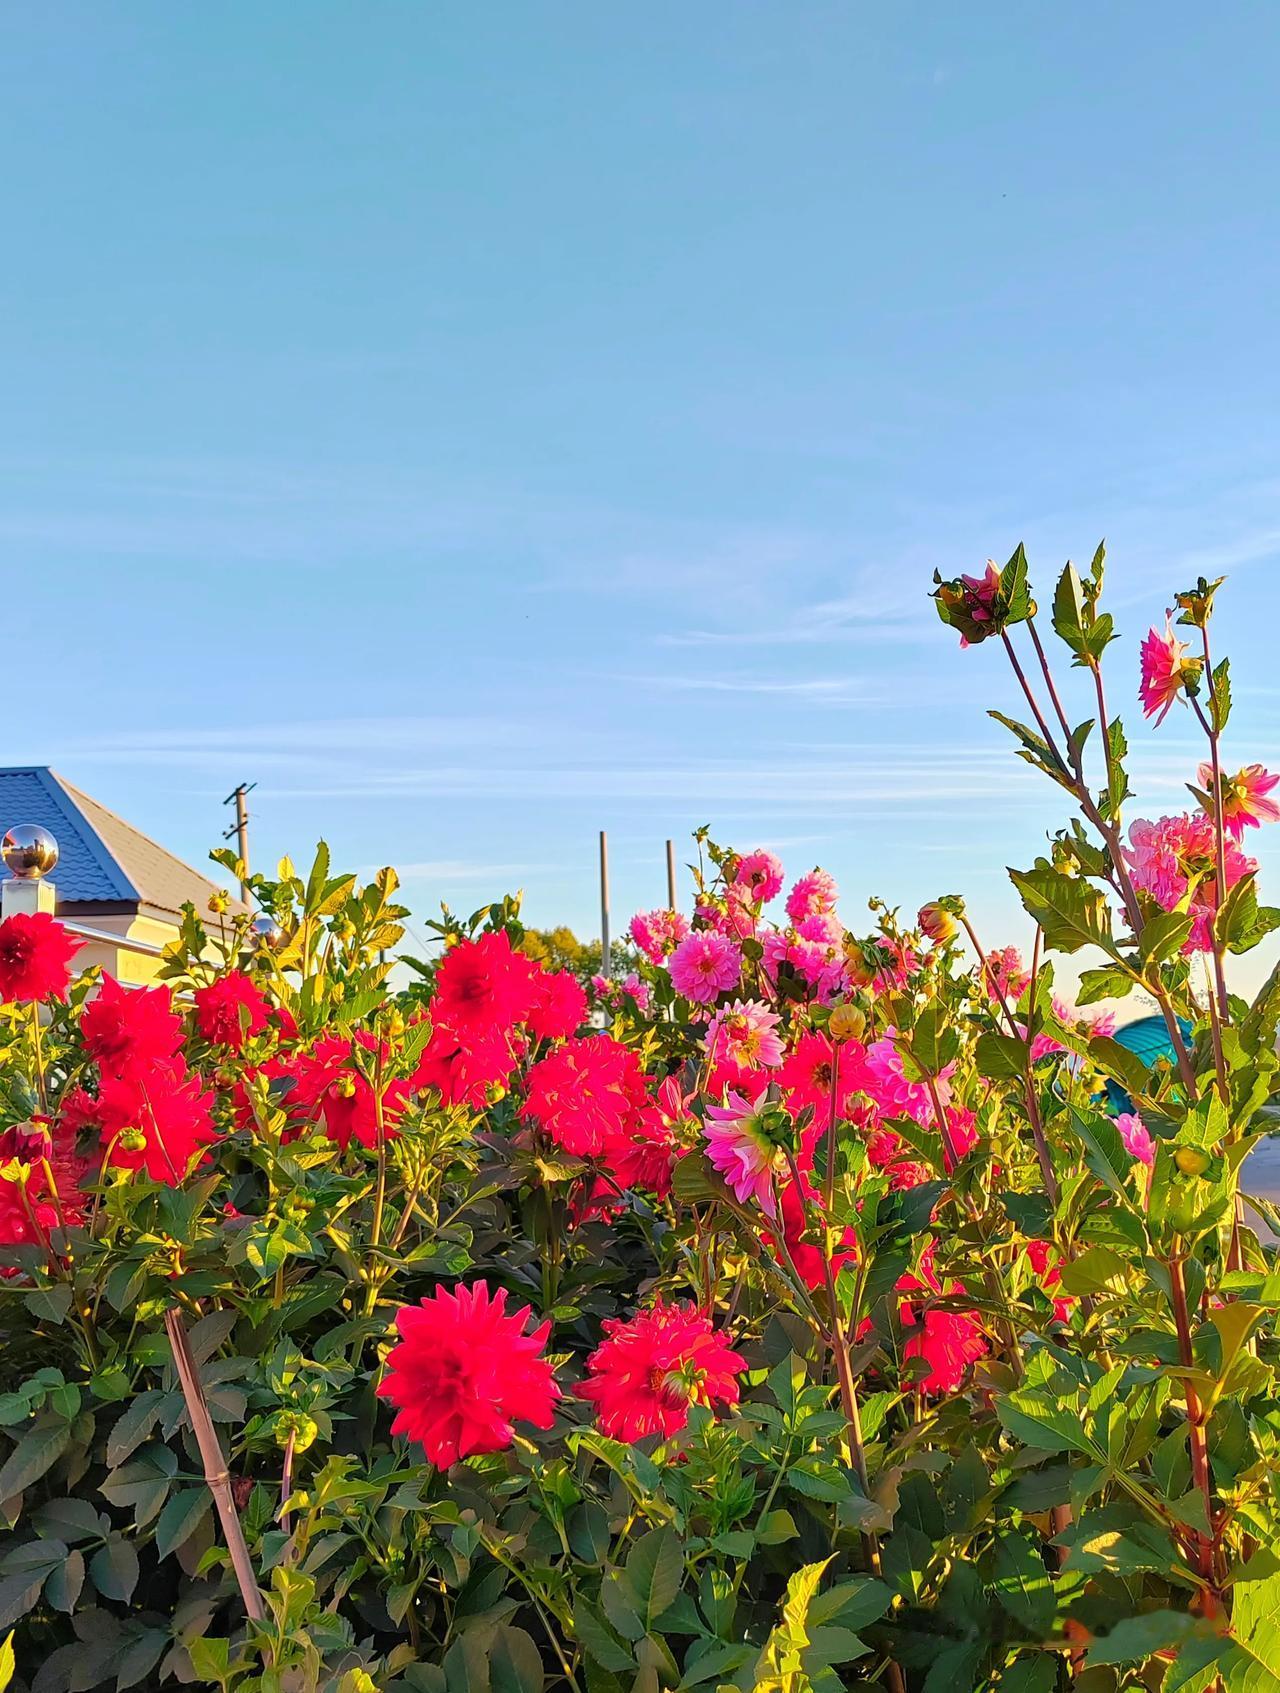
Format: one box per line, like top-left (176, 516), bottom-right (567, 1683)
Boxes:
top-left (97, 1057), bottom-right (219, 1184)
top-left (1116, 1111), bottom-right (1155, 1167)
top-left (705, 999), bottom-right (785, 1070)
top-left (917, 902), bottom-right (958, 944)
top-left (193, 972), bottom-right (271, 1050)
top-left (628, 909), bottom-right (690, 964)
top-left (704, 1088), bottom-right (783, 1215)
top-left (730, 849), bottom-right (785, 907)
top-left (579, 1298), bottom-right (744, 1442)
top-left (776, 1031), bottom-right (866, 1120)
top-left (1198, 762), bottom-right (1280, 840)
top-left (933, 561), bottom-right (1003, 647)
top-left (0, 913), bottom-right (81, 1004)
top-left (521, 1035), bottom-right (648, 1158)
top-left (785, 869), bottom-right (839, 925)
top-left (525, 968), bottom-right (587, 1042)
top-left (433, 931), bottom-right (538, 1035)
top-left (414, 1023), bottom-right (521, 1111)
top-left (896, 1251), bottom-right (987, 1392)
top-left (1125, 813), bottom-right (1256, 952)
top-left (378, 1281), bottom-right (559, 1466)
top-left (979, 945), bottom-right (1029, 1004)
top-left (668, 931), bottom-right (742, 1005)
top-left (1139, 617), bottom-right (1198, 725)
top-left (1025, 1240), bottom-right (1074, 1325)
top-left (82, 976), bottom-right (182, 1075)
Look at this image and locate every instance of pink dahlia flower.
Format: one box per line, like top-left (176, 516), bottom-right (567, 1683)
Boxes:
top-left (1116, 1111), bottom-right (1155, 1167)
top-left (785, 868), bottom-right (839, 925)
top-left (704, 1087), bottom-right (782, 1215)
top-left (731, 849), bottom-right (785, 906)
top-left (629, 909), bottom-right (690, 964)
top-left (668, 930), bottom-right (742, 1005)
top-left (705, 999), bottom-right (785, 1070)
top-left (1198, 762), bottom-right (1280, 840)
top-left (1125, 813), bottom-right (1256, 953)
top-left (1139, 617), bottom-right (1194, 725)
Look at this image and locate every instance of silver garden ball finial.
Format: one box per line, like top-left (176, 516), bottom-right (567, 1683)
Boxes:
top-left (2, 824), bottom-right (59, 881)
top-left (250, 914), bottom-right (284, 949)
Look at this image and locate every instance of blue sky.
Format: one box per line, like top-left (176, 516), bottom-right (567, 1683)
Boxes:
top-left (5, 5), bottom-right (1280, 983)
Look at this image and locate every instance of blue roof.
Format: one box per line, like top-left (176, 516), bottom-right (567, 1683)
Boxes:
top-left (0, 768), bottom-right (136, 903)
top-left (0, 767), bottom-right (245, 917)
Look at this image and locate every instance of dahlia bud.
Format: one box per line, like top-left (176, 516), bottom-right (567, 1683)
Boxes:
top-left (828, 1003), bottom-right (866, 1043)
top-left (1174, 1146), bottom-right (1211, 1177)
top-left (208, 891), bottom-right (230, 915)
top-left (918, 902), bottom-right (959, 945)
top-left (842, 942), bottom-right (875, 989)
top-left (488, 1082), bottom-right (506, 1103)
top-left (9, 1122), bottom-right (53, 1163)
top-left (274, 1410), bottom-right (318, 1452)
top-left (385, 1009), bottom-right (406, 1040)
top-left (1173, 575), bottom-right (1223, 630)
top-left (118, 1127), bottom-right (148, 1153)
top-left (332, 1074), bottom-right (357, 1100)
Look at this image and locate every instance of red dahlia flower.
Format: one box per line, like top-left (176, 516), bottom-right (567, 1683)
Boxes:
top-left (193, 971), bottom-right (271, 1050)
top-left (579, 1299), bottom-right (745, 1442)
top-left (433, 932), bottom-right (539, 1036)
top-left (520, 1035), bottom-right (648, 1158)
top-left (81, 976), bottom-right (183, 1075)
top-left (96, 1057), bottom-right (219, 1184)
top-left (289, 1033), bottom-right (424, 1149)
top-left (414, 1022), bottom-right (522, 1110)
top-left (0, 913), bottom-right (82, 1004)
top-left (377, 1280), bottom-right (559, 1466)
top-left (0, 1120), bottom-right (90, 1266)
top-left (524, 968), bottom-right (588, 1042)
top-left (776, 1030), bottom-right (866, 1121)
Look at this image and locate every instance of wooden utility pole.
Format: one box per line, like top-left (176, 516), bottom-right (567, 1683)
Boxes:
top-left (223, 782), bottom-right (256, 905)
top-left (666, 838), bottom-right (677, 910)
top-left (599, 829), bottom-right (612, 978)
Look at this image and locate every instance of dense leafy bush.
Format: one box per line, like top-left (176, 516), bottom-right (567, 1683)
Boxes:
top-left (1, 551), bottom-right (1279, 1693)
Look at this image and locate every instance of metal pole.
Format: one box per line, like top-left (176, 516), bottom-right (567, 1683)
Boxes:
top-left (666, 838), bottom-right (677, 910)
top-left (223, 782), bottom-right (256, 907)
top-left (599, 829), bottom-right (612, 978)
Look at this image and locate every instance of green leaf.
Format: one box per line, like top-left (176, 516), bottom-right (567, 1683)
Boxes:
top-left (997, 1657), bottom-right (1059, 1693)
top-left (678, 1641), bottom-right (754, 1689)
top-left (1059, 1245), bottom-right (1130, 1297)
top-left (976, 1032), bottom-right (1031, 1080)
top-left (573, 1598), bottom-right (634, 1673)
top-left (154, 1487), bottom-right (212, 1559)
top-left (0, 1419), bottom-right (71, 1501)
top-left (89, 1536), bottom-right (139, 1602)
top-left (996, 1389), bottom-right (1099, 1459)
top-left (0, 1631), bottom-right (14, 1693)
top-left (23, 1285), bottom-right (72, 1325)
top-left (620, 1528), bottom-right (683, 1630)
top-left (807, 1578), bottom-right (892, 1632)
top-left (43, 1547), bottom-right (84, 1614)
top-left (106, 1391), bottom-right (165, 1468)
top-left (1069, 1104), bottom-right (1144, 1200)
top-left (1009, 863), bottom-right (1117, 957)
top-left (488, 1625), bottom-right (545, 1693)
top-left (1076, 965), bottom-right (1135, 1005)
top-left (991, 1530), bottom-right (1055, 1633)
top-left (0, 1541), bottom-right (66, 1630)
top-left (1052, 562), bottom-right (1087, 656)
top-left (1087, 1609), bottom-right (1204, 1666)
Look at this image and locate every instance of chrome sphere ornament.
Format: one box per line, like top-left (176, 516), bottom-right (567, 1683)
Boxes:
top-left (250, 914), bottom-right (285, 950)
top-left (1, 824), bottom-right (59, 881)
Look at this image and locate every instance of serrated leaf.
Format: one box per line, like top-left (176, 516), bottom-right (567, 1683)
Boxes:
top-left (0, 1420), bottom-right (71, 1502)
top-left (153, 1487), bottom-right (212, 1559)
